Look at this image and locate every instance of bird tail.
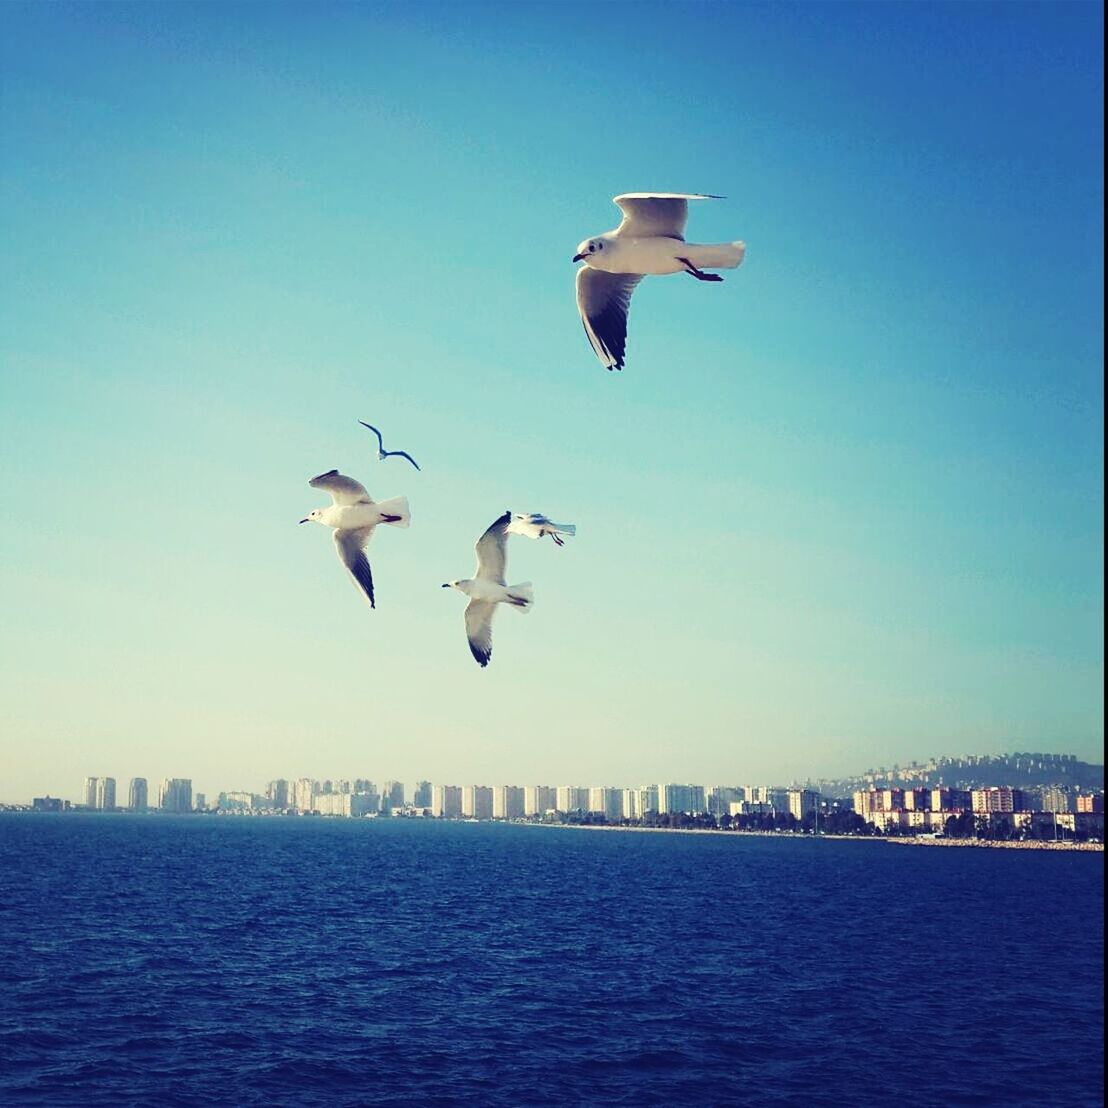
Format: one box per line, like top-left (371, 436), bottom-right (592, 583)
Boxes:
top-left (375, 496), bottom-right (411, 528)
top-left (687, 241), bottom-right (746, 270)
top-left (552, 523), bottom-right (576, 537)
top-left (506, 582), bottom-right (534, 612)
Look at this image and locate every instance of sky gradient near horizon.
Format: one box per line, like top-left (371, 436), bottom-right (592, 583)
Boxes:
top-left (0, 2), bottom-right (1103, 803)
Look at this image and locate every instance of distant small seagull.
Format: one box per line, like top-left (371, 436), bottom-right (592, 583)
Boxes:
top-left (359, 421), bottom-right (421, 471)
top-left (300, 470), bottom-right (410, 609)
top-left (506, 513), bottom-right (576, 547)
top-left (442, 511), bottom-right (534, 668)
top-left (574, 192), bottom-right (746, 371)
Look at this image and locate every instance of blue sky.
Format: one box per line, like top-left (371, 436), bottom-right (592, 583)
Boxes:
top-left (0, 1), bottom-right (1102, 803)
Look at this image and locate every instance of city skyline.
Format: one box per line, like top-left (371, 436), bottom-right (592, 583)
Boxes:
top-left (1, 3), bottom-right (1102, 805)
top-left (6, 746), bottom-right (1103, 810)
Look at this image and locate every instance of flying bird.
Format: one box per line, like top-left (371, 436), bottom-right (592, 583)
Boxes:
top-left (506, 513), bottom-right (576, 547)
top-left (359, 421), bottom-right (421, 471)
top-left (442, 511), bottom-right (534, 667)
top-left (574, 192), bottom-right (745, 371)
top-left (300, 470), bottom-right (410, 609)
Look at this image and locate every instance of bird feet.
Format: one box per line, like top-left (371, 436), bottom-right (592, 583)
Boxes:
top-left (551, 533), bottom-right (565, 546)
top-left (678, 258), bottom-right (723, 282)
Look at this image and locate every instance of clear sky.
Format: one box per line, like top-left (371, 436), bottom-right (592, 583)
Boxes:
top-left (0, 1), bottom-right (1102, 803)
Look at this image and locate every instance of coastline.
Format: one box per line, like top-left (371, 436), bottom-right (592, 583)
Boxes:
top-left (530, 823), bottom-right (1103, 851)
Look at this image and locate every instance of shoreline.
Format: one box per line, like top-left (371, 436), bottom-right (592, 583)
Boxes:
top-left (531, 823), bottom-right (1104, 851)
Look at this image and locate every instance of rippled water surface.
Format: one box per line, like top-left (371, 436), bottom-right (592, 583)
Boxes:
top-left (0, 815), bottom-right (1102, 1105)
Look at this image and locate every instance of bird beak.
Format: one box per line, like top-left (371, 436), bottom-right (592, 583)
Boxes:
top-left (572, 253), bottom-right (586, 263)
top-left (441, 583), bottom-right (450, 588)
top-left (299, 518), bottom-right (309, 524)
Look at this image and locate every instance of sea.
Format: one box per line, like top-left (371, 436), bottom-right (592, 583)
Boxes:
top-left (0, 815), bottom-right (1102, 1107)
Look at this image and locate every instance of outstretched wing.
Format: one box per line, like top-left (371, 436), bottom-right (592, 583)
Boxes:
top-left (613, 193), bottom-right (722, 240)
top-left (474, 511), bottom-right (511, 584)
top-left (464, 599), bottom-right (497, 667)
top-left (384, 449), bottom-right (421, 471)
top-left (309, 470), bottom-right (373, 506)
top-left (358, 422), bottom-right (386, 451)
top-left (576, 267), bottom-right (642, 371)
top-left (333, 527), bottom-right (376, 607)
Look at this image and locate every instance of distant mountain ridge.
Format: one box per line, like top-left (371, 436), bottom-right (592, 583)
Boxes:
top-left (815, 751), bottom-right (1104, 798)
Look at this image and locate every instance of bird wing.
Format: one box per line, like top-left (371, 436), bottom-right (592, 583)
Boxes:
top-left (576, 267), bottom-right (642, 371)
top-left (612, 192), bottom-right (723, 240)
top-left (333, 527), bottom-right (376, 608)
top-left (473, 511), bottom-right (512, 584)
top-left (384, 449), bottom-right (421, 471)
top-left (358, 422), bottom-right (386, 451)
top-left (464, 599), bottom-right (497, 667)
top-left (309, 470), bottom-right (374, 506)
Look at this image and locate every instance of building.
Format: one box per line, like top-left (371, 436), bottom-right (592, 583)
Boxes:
top-left (266, 779), bottom-right (290, 808)
top-left (384, 781), bottom-right (405, 810)
top-left (1040, 786), bottom-right (1073, 813)
top-left (32, 797), bottom-right (65, 812)
top-left (524, 785), bottom-right (557, 816)
top-left (971, 787), bottom-right (1027, 814)
top-left (159, 778), bottom-right (193, 813)
top-left (556, 786), bottom-right (589, 814)
top-left (313, 792), bottom-right (376, 817)
top-left (128, 778), bottom-right (148, 812)
top-left (431, 785), bottom-right (463, 819)
top-left (1076, 793), bottom-right (1104, 814)
top-left (931, 787), bottom-right (971, 812)
top-left (83, 777), bottom-right (98, 808)
top-left (292, 778), bottom-right (317, 812)
top-left (413, 781), bottom-right (432, 808)
top-left (787, 788), bottom-right (819, 821)
top-left (658, 784), bottom-right (707, 816)
top-left (462, 785), bottom-right (494, 820)
top-left (707, 786), bottom-right (742, 817)
top-left (96, 777), bottom-right (116, 811)
top-left (636, 784), bottom-right (660, 816)
top-left (493, 785), bottom-right (525, 820)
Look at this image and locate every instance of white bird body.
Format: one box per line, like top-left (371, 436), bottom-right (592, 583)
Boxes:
top-left (301, 470), bottom-right (410, 609)
top-left (443, 511), bottom-right (535, 667)
top-left (584, 234), bottom-right (745, 277)
top-left (312, 497), bottom-right (411, 531)
top-left (449, 577), bottom-right (521, 604)
top-left (574, 192), bottom-right (745, 370)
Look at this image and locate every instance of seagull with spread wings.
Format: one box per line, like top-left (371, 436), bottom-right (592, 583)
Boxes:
top-left (506, 513), bottom-right (576, 547)
top-left (358, 421), bottom-right (421, 471)
top-left (574, 192), bottom-right (746, 371)
top-left (442, 512), bottom-right (534, 668)
top-left (300, 470), bottom-right (410, 609)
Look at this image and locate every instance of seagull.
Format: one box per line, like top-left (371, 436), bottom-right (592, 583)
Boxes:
top-left (442, 511), bottom-right (534, 667)
top-left (358, 421), bottom-right (421, 471)
top-left (300, 470), bottom-right (410, 609)
top-left (574, 192), bottom-right (746, 371)
top-left (506, 513), bottom-right (576, 547)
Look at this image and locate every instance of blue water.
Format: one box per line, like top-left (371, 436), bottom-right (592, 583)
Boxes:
top-left (0, 816), bottom-right (1102, 1106)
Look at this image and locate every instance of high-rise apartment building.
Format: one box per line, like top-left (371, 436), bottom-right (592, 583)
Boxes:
top-left (493, 785), bottom-right (525, 820)
top-left (159, 778), bottom-right (193, 813)
top-left (266, 779), bottom-right (290, 808)
top-left (658, 784), bottom-right (707, 815)
top-left (292, 778), bottom-right (316, 812)
top-left (462, 785), bottom-right (494, 820)
top-left (384, 781), bottom-right (405, 809)
top-left (96, 777), bottom-right (116, 810)
top-left (413, 781), bottom-right (432, 808)
top-left (556, 786), bottom-right (589, 813)
top-left (1076, 794), bottom-right (1104, 814)
top-left (1040, 786), bottom-right (1073, 813)
top-left (524, 785), bottom-right (556, 816)
top-left (128, 778), bottom-right (148, 812)
top-left (432, 785), bottom-right (463, 819)
top-left (83, 777), bottom-right (98, 808)
top-left (787, 788), bottom-right (819, 820)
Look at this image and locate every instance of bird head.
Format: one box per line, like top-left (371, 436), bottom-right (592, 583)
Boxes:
top-left (573, 237), bottom-right (608, 264)
top-left (299, 509), bottom-right (323, 525)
